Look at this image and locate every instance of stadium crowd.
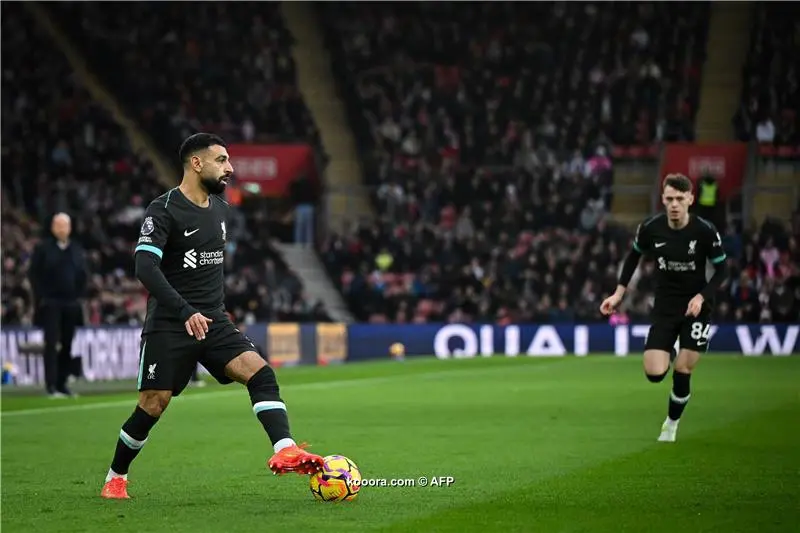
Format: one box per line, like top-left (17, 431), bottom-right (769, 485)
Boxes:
top-left (46, 2), bottom-right (324, 162)
top-left (2, 2), bottom-right (797, 331)
top-left (317, 1), bottom-right (798, 324)
top-left (321, 0), bottom-right (709, 192)
top-left (0, 6), bottom-right (328, 328)
top-left (733, 3), bottom-right (799, 150)
top-left (320, 185), bottom-right (800, 324)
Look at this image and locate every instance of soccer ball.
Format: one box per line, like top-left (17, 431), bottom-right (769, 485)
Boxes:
top-left (309, 455), bottom-right (361, 502)
top-left (389, 342), bottom-right (405, 359)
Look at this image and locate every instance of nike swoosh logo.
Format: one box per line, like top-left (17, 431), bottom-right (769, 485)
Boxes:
top-left (184, 228), bottom-right (199, 237)
top-left (655, 242), bottom-right (666, 248)
top-left (697, 341), bottom-right (707, 346)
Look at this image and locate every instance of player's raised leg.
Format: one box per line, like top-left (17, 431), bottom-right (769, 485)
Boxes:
top-left (643, 346), bottom-right (678, 376)
top-left (642, 320), bottom-right (680, 383)
top-left (201, 321), bottom-right (323, 475)
top-left (643, 349), bottom-right (670, 382)
top-left (220, 349), bottom-right (324, 475)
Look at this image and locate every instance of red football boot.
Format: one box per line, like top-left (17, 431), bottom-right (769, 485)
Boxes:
top-left (267, 443), bottom-right (324, 475)
top-left (100, 477), bottom-right (130, 499)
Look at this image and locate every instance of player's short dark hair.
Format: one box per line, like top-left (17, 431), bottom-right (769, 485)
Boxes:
top-left (662, 173), bottom-right (693, 193)
top-left (179, 133), bottom-right (227, 165)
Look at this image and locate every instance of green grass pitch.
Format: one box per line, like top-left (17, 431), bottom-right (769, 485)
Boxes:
top-left (2, 355), bottom-right (798, 533)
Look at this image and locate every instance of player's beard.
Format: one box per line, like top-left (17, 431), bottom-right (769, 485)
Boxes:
top-left (200, 174), bottom-right (228, 195)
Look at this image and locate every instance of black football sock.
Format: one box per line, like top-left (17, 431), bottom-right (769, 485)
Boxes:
top-left (668, 371), bottom-right (691, 421)
top-left (247, 366), bottom-right (293, 450)
top-left (108, 406), bottom-right (160, 478)
top-left (645, 369), bottom-right (669, 383)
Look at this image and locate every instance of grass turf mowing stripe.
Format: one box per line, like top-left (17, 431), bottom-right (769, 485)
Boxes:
top-left (2, 357), bottom-right (796, 533)
top-left (0, 357), bottom-right (566, 418)
top-left (379, 403), bottom-right (800, 533)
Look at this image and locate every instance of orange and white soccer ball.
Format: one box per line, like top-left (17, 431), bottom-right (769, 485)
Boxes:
top-left (309, 455), bottom-right (362, 502)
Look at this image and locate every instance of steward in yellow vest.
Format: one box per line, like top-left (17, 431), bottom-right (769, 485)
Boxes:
top-left (697, 175), bottom-right (718, 207)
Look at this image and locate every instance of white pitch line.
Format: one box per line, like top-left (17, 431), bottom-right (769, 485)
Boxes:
top-left (1, 361), bottom-right (557, 418)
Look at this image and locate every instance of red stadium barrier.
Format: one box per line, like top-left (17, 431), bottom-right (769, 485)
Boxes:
top-left (227, 143), bottom-right (318, 197)
top-left (660, 142), bottom-right (748, 200)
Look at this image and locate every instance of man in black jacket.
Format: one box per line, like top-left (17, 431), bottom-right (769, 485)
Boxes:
top-left (29, 213), bottom-right (87, 397)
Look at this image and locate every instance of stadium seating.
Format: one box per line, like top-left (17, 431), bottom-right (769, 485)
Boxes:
top-left (714, 217), bottom-right (800, 323)
top-left (45, 2), bottom-right (323, 161)
top-left (1, 201), bottom-right (39, 326)
top-left (734, 3), bottom-right (799, 157)
top-left (2, 2), bottom-right (796, 328)
top-left (320, 207), bottom-right (799, 324)
top-left (320, 0), bottom-right (709, 180)
top-left (0, 5), bottom-right (327, 326)
top-left (315, 1), bottom-right (746, 323)
top-left (1, 6), bottom-right (159, 326)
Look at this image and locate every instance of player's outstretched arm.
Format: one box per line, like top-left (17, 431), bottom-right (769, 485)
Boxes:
top-left (600, 247), bottom-right (642, 315)
top-left (601, 218), bottom-right (653, 314)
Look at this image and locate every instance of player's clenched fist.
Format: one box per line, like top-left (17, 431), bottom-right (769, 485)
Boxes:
top-left (185, 312), bottom-right (213, 340)
top-left (600, 293), bottom-right (622, 316)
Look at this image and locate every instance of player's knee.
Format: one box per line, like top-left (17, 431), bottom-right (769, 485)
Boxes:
top-left (138, 390), bottom-right (172, 417)
top-left (643, 353), bottom-right (669, 380)
top-left (644, 357), bottom-right (669, 381)
top-left (645, 369), bottom-right (669, 383)
top-left (674, 350), bottom-right (700, 373)
top-left (225, 350), bottom-right (268, 384)
top-left (247, 364), bottom-right (281, 402)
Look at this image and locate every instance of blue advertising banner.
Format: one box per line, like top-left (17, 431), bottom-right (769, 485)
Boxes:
top-left (346, 323), bottom-right (800, 360)
top-left (1, 323), bottom-right (797, 385)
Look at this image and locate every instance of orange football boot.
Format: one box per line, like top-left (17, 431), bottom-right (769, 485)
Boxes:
top-left (100, 477), bottom-right (130, 499)
top-left (267, 443), bottom-right (324, 475)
